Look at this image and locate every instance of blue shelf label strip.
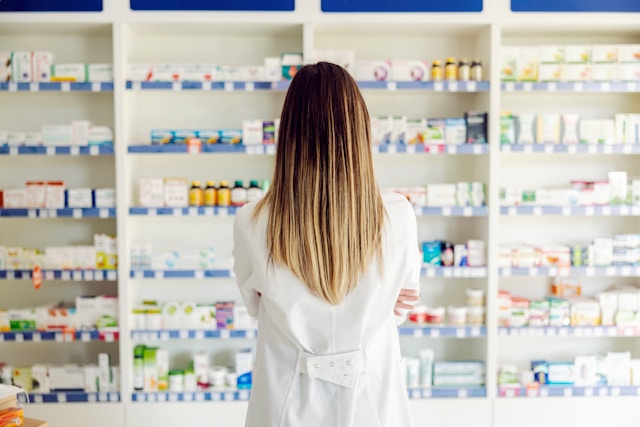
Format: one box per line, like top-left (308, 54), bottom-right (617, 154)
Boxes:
top-left (0, 269), bottom-right (117, 281)
top-left (130, 0), bottom-right (294, 11)
top-left (0, 82), bottom-right (113, 92)
top-left (500, 206), bottom-right (640, 216)
top-left (511, 0), bottom-right (640, 12)
top-left (501, 144), bottom-right (640, 154)
top-left (501, 82), bottom-right (639, 92)
top-left (321, 0), bottom-right (482, 12)
top-left (0, 0), bottom-right (103, 12)
top-left (408, 387), bottom-right (487, 399)
top-left (19, 393), bottom-right (121, 404)
top-left (0, 330), bottom-right (110, 342)
top-left (0, 146), bottom-right (114, 156)
top-left (130, 270), bottom-right (232, 279)
top-left (0, 208), bottom-right (116, 218)
top-left (499, 266), bottom-right (640, 277)
top-left (129, 207), bottom-right (239, 216)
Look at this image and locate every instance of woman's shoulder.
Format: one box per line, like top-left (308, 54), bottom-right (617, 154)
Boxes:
top-left (381, 191), bottom-right (414, 217)
top-left (235, 200), bottom-right (262, 227)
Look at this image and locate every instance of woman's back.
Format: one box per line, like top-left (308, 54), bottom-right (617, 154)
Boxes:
top-left (233, 191), bottom-right (420, 427)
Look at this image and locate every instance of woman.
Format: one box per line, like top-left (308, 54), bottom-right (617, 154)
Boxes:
top-left (233, 62), bottom-right (421, 427)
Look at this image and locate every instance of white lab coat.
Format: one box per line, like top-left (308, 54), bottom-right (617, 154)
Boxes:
top-left (233, 192), bottom-right (421, 427)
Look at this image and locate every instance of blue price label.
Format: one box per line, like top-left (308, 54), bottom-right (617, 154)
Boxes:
top-left (512, 0), bottom-right (640, 12)
top-left (322, 0), bottom-right (482, 12)
top-left (131, 0), bottom-right (294, 11)
top-left (0, 0), bottom-right (103, 12)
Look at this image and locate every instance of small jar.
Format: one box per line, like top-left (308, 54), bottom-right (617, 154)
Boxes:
top-left (466, 288), bottom-right (485, 307)
top-left (441, 242), bottom-right (454, 266)
top-left (467, 306), bottom-right (485, 325)
top-left (146, 308), bottom-right (163, 330)
top-left (132, 308), bottom-right (147, 330)
top-left (168, 370), bottom-right (184, 392)
top-left (204, 181), bottom-right (217, 207)
top-left (209, 366), bottom-right (227, 388)
top-left (445, 57), bottom-right (458, 81)
top-left (447, 305), bottom-right (467, 326)
top-left (431, 60), bottom-right (443, 81)
top-left (184, 370), bottom-right (197, 391)
top-left (189, 181), bottom-right (203, 207)
top-left (225, 372), bottom-right (238, 388)
top-left (425, 307), bottom-right (445, 324)
top-left (458, 59), bottom-right (470, 81)
top-left (408, 304), bottom-right (427, 324)
top-left (471, 60), bottom-right (483, 81)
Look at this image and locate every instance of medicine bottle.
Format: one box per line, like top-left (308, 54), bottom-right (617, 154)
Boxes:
top-left (445, 57), bottom-right (458, 81)
top-left (217, 181), bottom-right (231, 207)
top-left (133, 345), bottom-right (145, 391)
top-left (204, 181), bottom-right (217, 206)
top-left (247, 180), bottom-right (263, 203)
top-left (458, 59), bottom-right (470, 81)
top-left (471, 60), bottom-right (483, 81)
top-left (231, 180), bottom-right (248, 207)
top-left (189, 181), bottom-right (203, 207)
top-left (431, 60), bottom-right (443, 81)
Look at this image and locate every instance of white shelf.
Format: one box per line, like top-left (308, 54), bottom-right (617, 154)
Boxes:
top-left (498, 326), bottom-right (640, 338)
top-left (0, 329), bottom-right (119, 343)
top-left (0, 146), bottom-right (114, 156)
top-left (18, 392), bottom-right (121, 404)
top-left (501, 81), bottom-right (639, 92)
top-left (498, 266), bottom-right (640, 277)
top-left (0, 82), bottom-right (114, 92)
top-left (0, 269), bottom-right (117, 281)
top-left (498, 386), bottom-right (640, 398)
top-left (421, 266), bottom-right (487, 278)
top-left (399, 326), bottom-right (486, 338)
top-left (0, 208), bottom-right (116, 219)
top-left (125, 80), bottom-right (490, 92)
top-left (500, 205), bottom-right (640, 216)
top-left (501, 144), bottom-right (640, 155)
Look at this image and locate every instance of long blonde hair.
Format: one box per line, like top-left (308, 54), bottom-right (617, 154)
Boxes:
top-left (252, 62), bottom-right (386, 305)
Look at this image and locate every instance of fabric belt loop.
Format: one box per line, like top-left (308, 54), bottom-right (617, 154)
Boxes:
top-left (295, 350), bottom-right (365, 389)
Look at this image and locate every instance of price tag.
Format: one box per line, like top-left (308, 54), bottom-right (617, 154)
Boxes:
top-left (238, 390), bottom-right (250, 401)
top-left (132, 82), bottom-right (141, 91)
top-left (212, 393), bottom-right (221, 401)
top-left (172, 82), bottom-right (181, 91)
top-left (529, 267), bottom-right (538, 276)
top-left (224, 392), bottom-right (234, 401)
top-left (218, 207), bottom-right (228, 217)
top-left (471, 327), bottom-right (481, 337)
top-left (594, 327), bottom-right (603, 337)
top-left (449, 82), bottom-right (458, 92)
top-left (633, 206), bottom-right (640, 216)
top-left (603, 145), bottom-right (612, 154)
top-left (523, 145), bottom-right (533, 154)
top-left (173, 208), bottom-right (183, 217)
top-left (568, 145), bottom-right (577, 154)
top-left (70, 146), bottom-right (80, 156)
top-left (157, 393), bottom-right (167, 402)
top-left (433, 82), bottom-right (443, 92)
top-left (220, 329), bottom-right (230, 339)
top-left (98, 392), bottom-right (108, 402)
top-left (71, 208), bottom-right (83, 219)
top-left (245, 82), bottom-right (255, 92)
top-left (15, 333), bottom-right (24, 342)
top-left (523, 82), bottom-right (532, 92)
top-left (588, 145), bottom-right (597, 154)
top-left (104, 333), bottom-right (114, 342)
top-left (444, 268), bottom-right (453, 278)
top-left (195, 330), bottom-right (205, 340)
top-left (467, 81), bottom-right (477, 92)
top-left (133, 270), bottom-right (143, 280)
top-left (533, 207), bottom-right (542, 216)
top-left (463, 207), bottom-right (473, 217)
top-left (169, 393), bottom-right (178, 402)
top-left (562, 207), bottom-right (571, 216)
top-left (563, 388), bottom-right (573, 397)
top-left (574, 82), bottom-right (584, 92)
top-left (386, 82), bottom-right (397, 91)
top-left (453, 268), bottom-right (462, 277)
top-left (602, 206), bottom-right (611, 216)
top-left (601, 82), bottom-right (611, 92)
top-left (194, 270), bottom-right (205, 280)
top-left (61, 271), bottom-right (71, 280)
top-left (58, 393), bottom-right (67, 403)
top-left (92, 82), bottom-right (101, 92)
top-left (510, 328), bottom-right (520, 336)
top-left (430, 328), bottom-right (440, 338)
top-left (89, 145), bottom-right (100, 156)
top-left (73, 271), bottom-right (83, 281)
top-left (371, 145), bottom-right (379, 154)
top-left (6, 271), bottom-right (14, 280)
top-left (473, 145), bottom-right (483, 155)
top-left (0, 335), bottom-right (4, 343)
top-left (406, 145), bottom-right (416, 154)
top-left (442, 207), bottom-right (452, 217)
top-left (543, 144), bottom-right (554, 154)
top-left (179, 330), bottom-right (189, 339)
top-left (458, 389), bottom-right (468, 398)
top-left (504, 82), bottom-right (515, 92)
top-left (584, 388), bottom-right (594, 397)
top-left (623, 144), bottom-right (633, 154)
top-left (446, 145), bottom-right (456, 154)
top-left (246, 329), bottom-right (257, 339)
top-left (627, 82), bottom-right (637, 92)
top-left (426, 268), bottom-right (435, 278)
top-left (108, 270), bottom-right (118, 281)
top-left (32, 332), bottom-right (41, 342)
top-left (266, 145), bottom-right (276, 155)
top-left (195, 392), bottom-right (205, 402)
top-left (224, 82), bottom-right (234, 91)
top-left (607, 327), bottom-right (617, 336)
top-left (154, 270), bottom-right (164, 279)
top-left (606, 267), bottom-right (616, 277)
top-left (8, 82), bottom-right (18, 91)
top-left (148, 393), bottom-right (157, 402)
top-left (507, 207), bottom-right (517, 216)
top-left (456, 328), bottom-right (466, 338)
top-left (547, 328), bottom-right (557, 336)
top-left (55, 332), bottom-right (64, 342)
top-left (387, 145), bottom-right (397, 154)
top-left (598, 388), bottom-right (608, 397)
top-left (501, 267), bottom-right (511, 277)
top-left (422, 389), bottom-right (432, 399)
top-left (540, 388), bottom-right (549, 397)
top-left (84, 270), bottom-right (94, 281)
top-left (203, 207), bottom-right (214, 216)
top-left (548, 267), bottom-right (558, 276)
top-left (584, 327), bottom-right (593, 337)
top-left (28, 82), bottom-right (39, 92)
top-left (412, 328), bottom-right (423, 338)
top-left (611, 387), bottom-right (620, 397)
top-left (621, 267), bottom-right (631, 277)
top-left (82, 332), bottom-right (91, 342)
top-left (585, 206), bottom-right (595, 216)
top-left (146, 208), bottom-right (157, 216)
top-left (187, 207), bottom-right (197, 217)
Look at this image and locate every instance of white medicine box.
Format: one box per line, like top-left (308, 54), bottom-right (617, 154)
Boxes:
top-left (139, 178), bottom-right (164, 207)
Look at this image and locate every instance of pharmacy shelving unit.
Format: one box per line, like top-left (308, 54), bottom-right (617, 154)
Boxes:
top-left (495, 22), bottom-right (640, 427)
top-left (1, 2), bottom-right (640, 427)
top-left (0, 21), bottom-right (121, 426)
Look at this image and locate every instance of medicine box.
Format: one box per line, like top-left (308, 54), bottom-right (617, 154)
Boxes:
top-left (51, 64), bottom-right (86, 82)
top-left (424, 119), bottom-right (445, 145)
top-left (538, 64), bottom-right (564, 82)
top-left (592, 45), bottom-right (619, 64)
top-left (391, 60), bottom-right (429, 82)
top-left (517, 47), bottom-right (538, 82)
top-left (235, 349), bottom-right (253, 390)
top-left (32, 52), bottom-right (54, 82)
top-left (94, 189), bottom-right (116, 208)
top-left (619, 45), bottom-right (640, 63)
top-left (66, 189), bottom-right (93, 208)
top-left (539, 46), bottom-right (565, 64)
top-left (501, 47), bottom-right (518, 81)
top-left (42, 125), bottom-right (74, 146)
top-left (565, 64), bottom-right (592, 82)
top-left (242, 120), bottom-right (263, 145)
top-left (88, 127), bottom-right (113, 146)
top-left (355, 60), bottom-right (392, 81)
top-left (592, 64), bottom-right (619, 82)
top-left (566, 45), bottom-right (591, 64)
top-left (281, 53), bottom-right (303, 80)
top-left (86, 64), bottom-right (113, 82)
top-left (10, 52), bottom-right (31, 82)
top-left (139, 178), bottom-right (164, 207)
top-left (465, 112), bottom-right (488, 144)
top-left (444, 118), bottom-right (466, 145)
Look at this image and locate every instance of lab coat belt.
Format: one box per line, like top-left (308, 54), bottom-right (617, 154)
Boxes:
top-left (295, 350), bottom-right (365, 389)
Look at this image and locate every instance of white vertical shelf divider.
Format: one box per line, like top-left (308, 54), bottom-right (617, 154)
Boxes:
top-left (485, 21), bottom-right (502, 402)
top-left (113, 21), bottom-right (132, 404)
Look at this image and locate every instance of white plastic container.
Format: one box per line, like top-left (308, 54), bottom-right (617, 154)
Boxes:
top-left (466, 288), bottom-right (485, 307)
top-left (447, 306), bottom-right (468, 326)
top-left (467, 306), bottom-right (485, 326)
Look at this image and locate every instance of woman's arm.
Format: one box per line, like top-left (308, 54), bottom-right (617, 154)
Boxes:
top-left (394, 202), bottom-right (422, 324)
top-left (232, 211), bottom-right (261, 317)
